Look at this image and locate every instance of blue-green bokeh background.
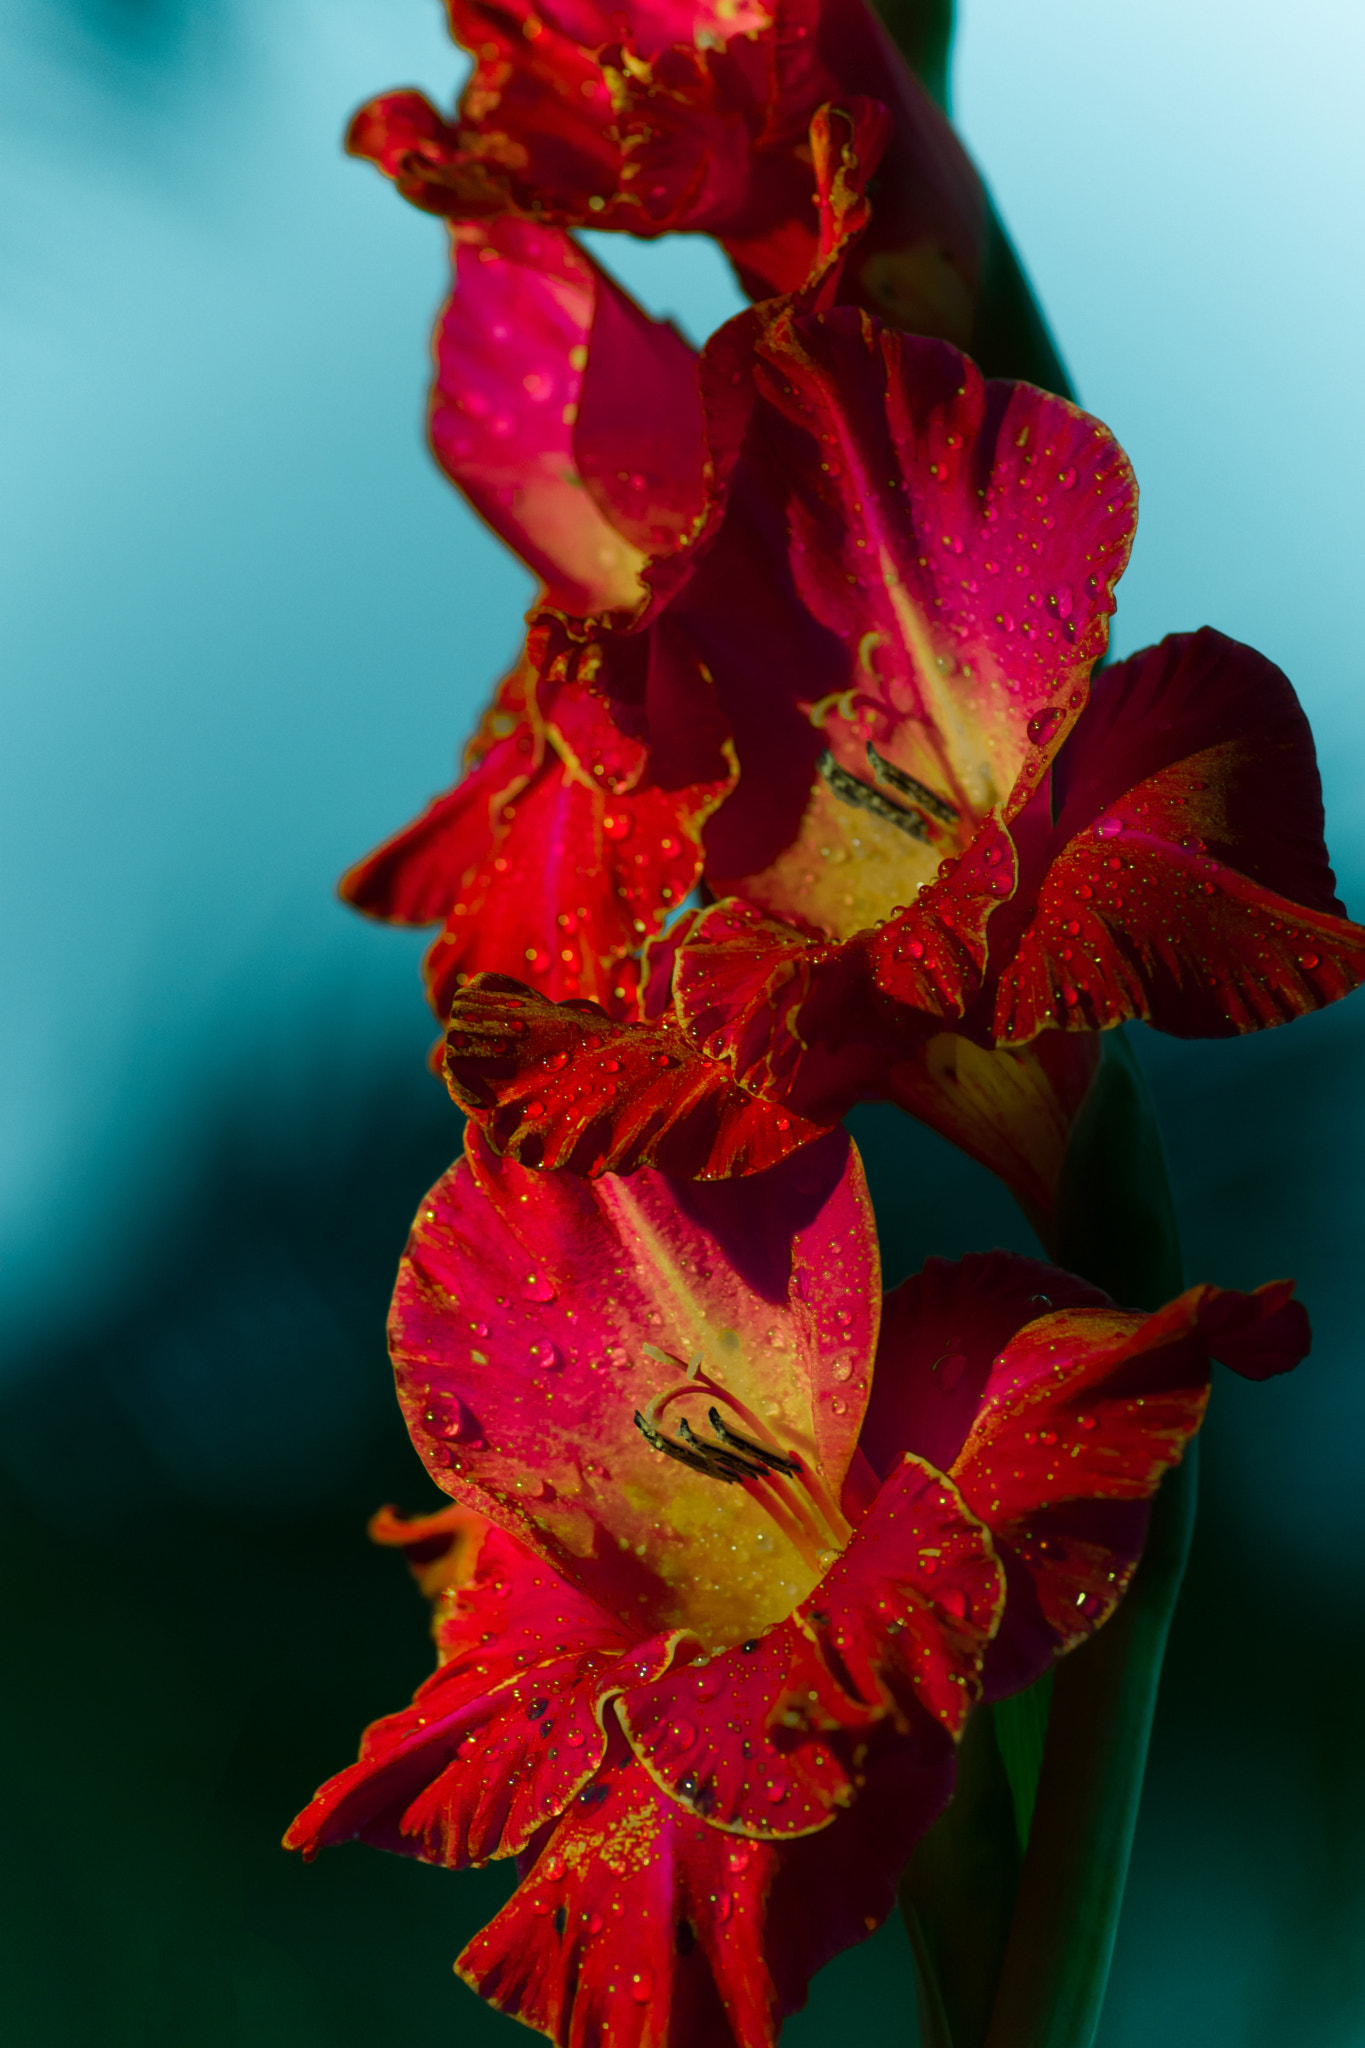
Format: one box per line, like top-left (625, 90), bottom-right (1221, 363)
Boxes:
top-left (3, 2), bottom-right (1363, 2040)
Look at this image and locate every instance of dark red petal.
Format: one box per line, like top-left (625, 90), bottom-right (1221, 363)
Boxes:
top-left (456, 1727), bottom-right (954, 2048)
top-left (949, 1279), bottom-right (1310, 1687)
top-left (573, 271), bottom-right (706, 560)
top-left (860, 1252), bottom-right (1111, 1483)
top-left (443, 975), bottom-right (826, 1178)
top-left (284, 1523), bottom-right (644, 1866)
top-left (862, 815), bottom-right (1019, 1011)
top-left (996, 630), bottom-right (1365, 1040)
top-left (345, 89), bottom-right (468, 214)
top-left (350, 4), bottom-right (621, 220)
top-left (1188, 1278), bottom-right (1311, 1382)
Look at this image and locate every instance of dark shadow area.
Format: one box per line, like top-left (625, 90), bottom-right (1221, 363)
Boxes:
top-left (0, 1052), bottom-right (525, 2046)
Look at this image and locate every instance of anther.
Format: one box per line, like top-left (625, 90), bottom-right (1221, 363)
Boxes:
top-left (865, 742), bottom-right (960, 825)
top-left (818, 750), bottom-right (931, 842)
top-left (707, 1406), bottom-right (803, 1476)
top-left (677, 1416), bottom-right (764, 1483)
top-left (633, 1409), bottom-right (733, 1481)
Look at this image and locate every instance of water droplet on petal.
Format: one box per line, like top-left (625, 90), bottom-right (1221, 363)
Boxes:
top-left (522, 1271), bottom-right (556, 1302)
top-left (602, 812), bottom-right (633, 841)
top-left (1095, 815), bottom-right (1123, 839)
top-left (935, 1352), bottom-right (966, 1391)
top-left (1026, 706), bottom-right (1063, 746)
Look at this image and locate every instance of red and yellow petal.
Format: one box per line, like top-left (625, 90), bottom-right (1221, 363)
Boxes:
top-left (443, 974), bottom-right (827, 1177)
top-left (704, 319), bottom-right (1135, 939)
top-left (390, 1123), bottom-right (880, 1645)
top-left (887, 1030), bottom-right (1101, 1225)
top-left (456, 1724), bottom-right (955, 2048)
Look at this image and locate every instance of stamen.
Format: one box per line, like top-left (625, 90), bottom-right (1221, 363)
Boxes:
top-left (818, 749), bottom-right (931, 842)
top-left (633, 1352), bottom-right (855, 1577)
top-left (677, 1417), bottom-right (768, 1483)
top-left (634, 1409), bottom-right (737, 1482)
top-left (707, 1406), bottom-right (802, 1476)
top-left (866, 742), bottom-right (960, 825)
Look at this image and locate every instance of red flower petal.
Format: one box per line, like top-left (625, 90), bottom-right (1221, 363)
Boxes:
top-left (703, 319), bottom-right (1134, 940)
top-left (439, 824), bottom-right (1038, 1181)
top-left (344, 640), bottom-right (732, 1017)
top-left (429, 220), bottom-right (699, 612)
top-left (340, 655), bottom-right (537, 926)
top-left (285, 1521), bottom-right (647, 1865)
top-left (617, 1625), bottom-right (860, 1838)
top-left (859, 1252), bottom-right (1111, 1484)
top-left (443, 973), bottom-right (826, 1176)
top-left (947, 1276), bottom-right (1311, 1685)
top-left (616, 1452), bottom-right (1001, 1834)
top-left (456, 1726), bottom-right (954, 2048)
top-left (994, 630), bottom-right (1365, 1039)
top-left (390, 1123), bottom-right (880, 1643)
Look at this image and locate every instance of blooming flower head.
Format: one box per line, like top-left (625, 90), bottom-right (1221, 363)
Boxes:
top-left (287, 1129), bottom-right (1306, 2043)
top-left (438, 292), bottom-right (1365, 1215)
top-left (348, 0), bottom-right (985, 336)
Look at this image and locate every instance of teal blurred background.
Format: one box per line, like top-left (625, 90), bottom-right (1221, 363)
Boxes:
top-left (3, 2), bottom-right (1362, 2040)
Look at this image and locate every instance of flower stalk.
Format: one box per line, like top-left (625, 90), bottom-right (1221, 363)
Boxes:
top-left (898, 1030), bottom-right (1190, 2045)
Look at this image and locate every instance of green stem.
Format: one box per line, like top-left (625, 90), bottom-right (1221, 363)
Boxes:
top-left (898, 1711), bottom-right (1021, 2048)
top-left (981, 1447), bottom-right (1197, 2048)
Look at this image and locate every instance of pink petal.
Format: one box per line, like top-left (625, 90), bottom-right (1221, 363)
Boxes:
top-left (431, 220), bottom-right (700, 613)
top-left (390, 1123), bottom-right (879, 1642)
top-left (703, 319), bottom-right (1135, 940)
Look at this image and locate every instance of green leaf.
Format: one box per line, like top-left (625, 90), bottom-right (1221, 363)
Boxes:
top-left (992, 1670), bottom-right (1053, 1850)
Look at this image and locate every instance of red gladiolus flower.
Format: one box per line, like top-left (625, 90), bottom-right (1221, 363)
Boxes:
top-left (348, 0), bottom-right (985, 337)
top-left (339, 108), bottom-right (874, 1018)
top-left (286, 1129), bottom-right (1307, 2044)
top-left (439, 304), bottom-right (1365, 1212)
